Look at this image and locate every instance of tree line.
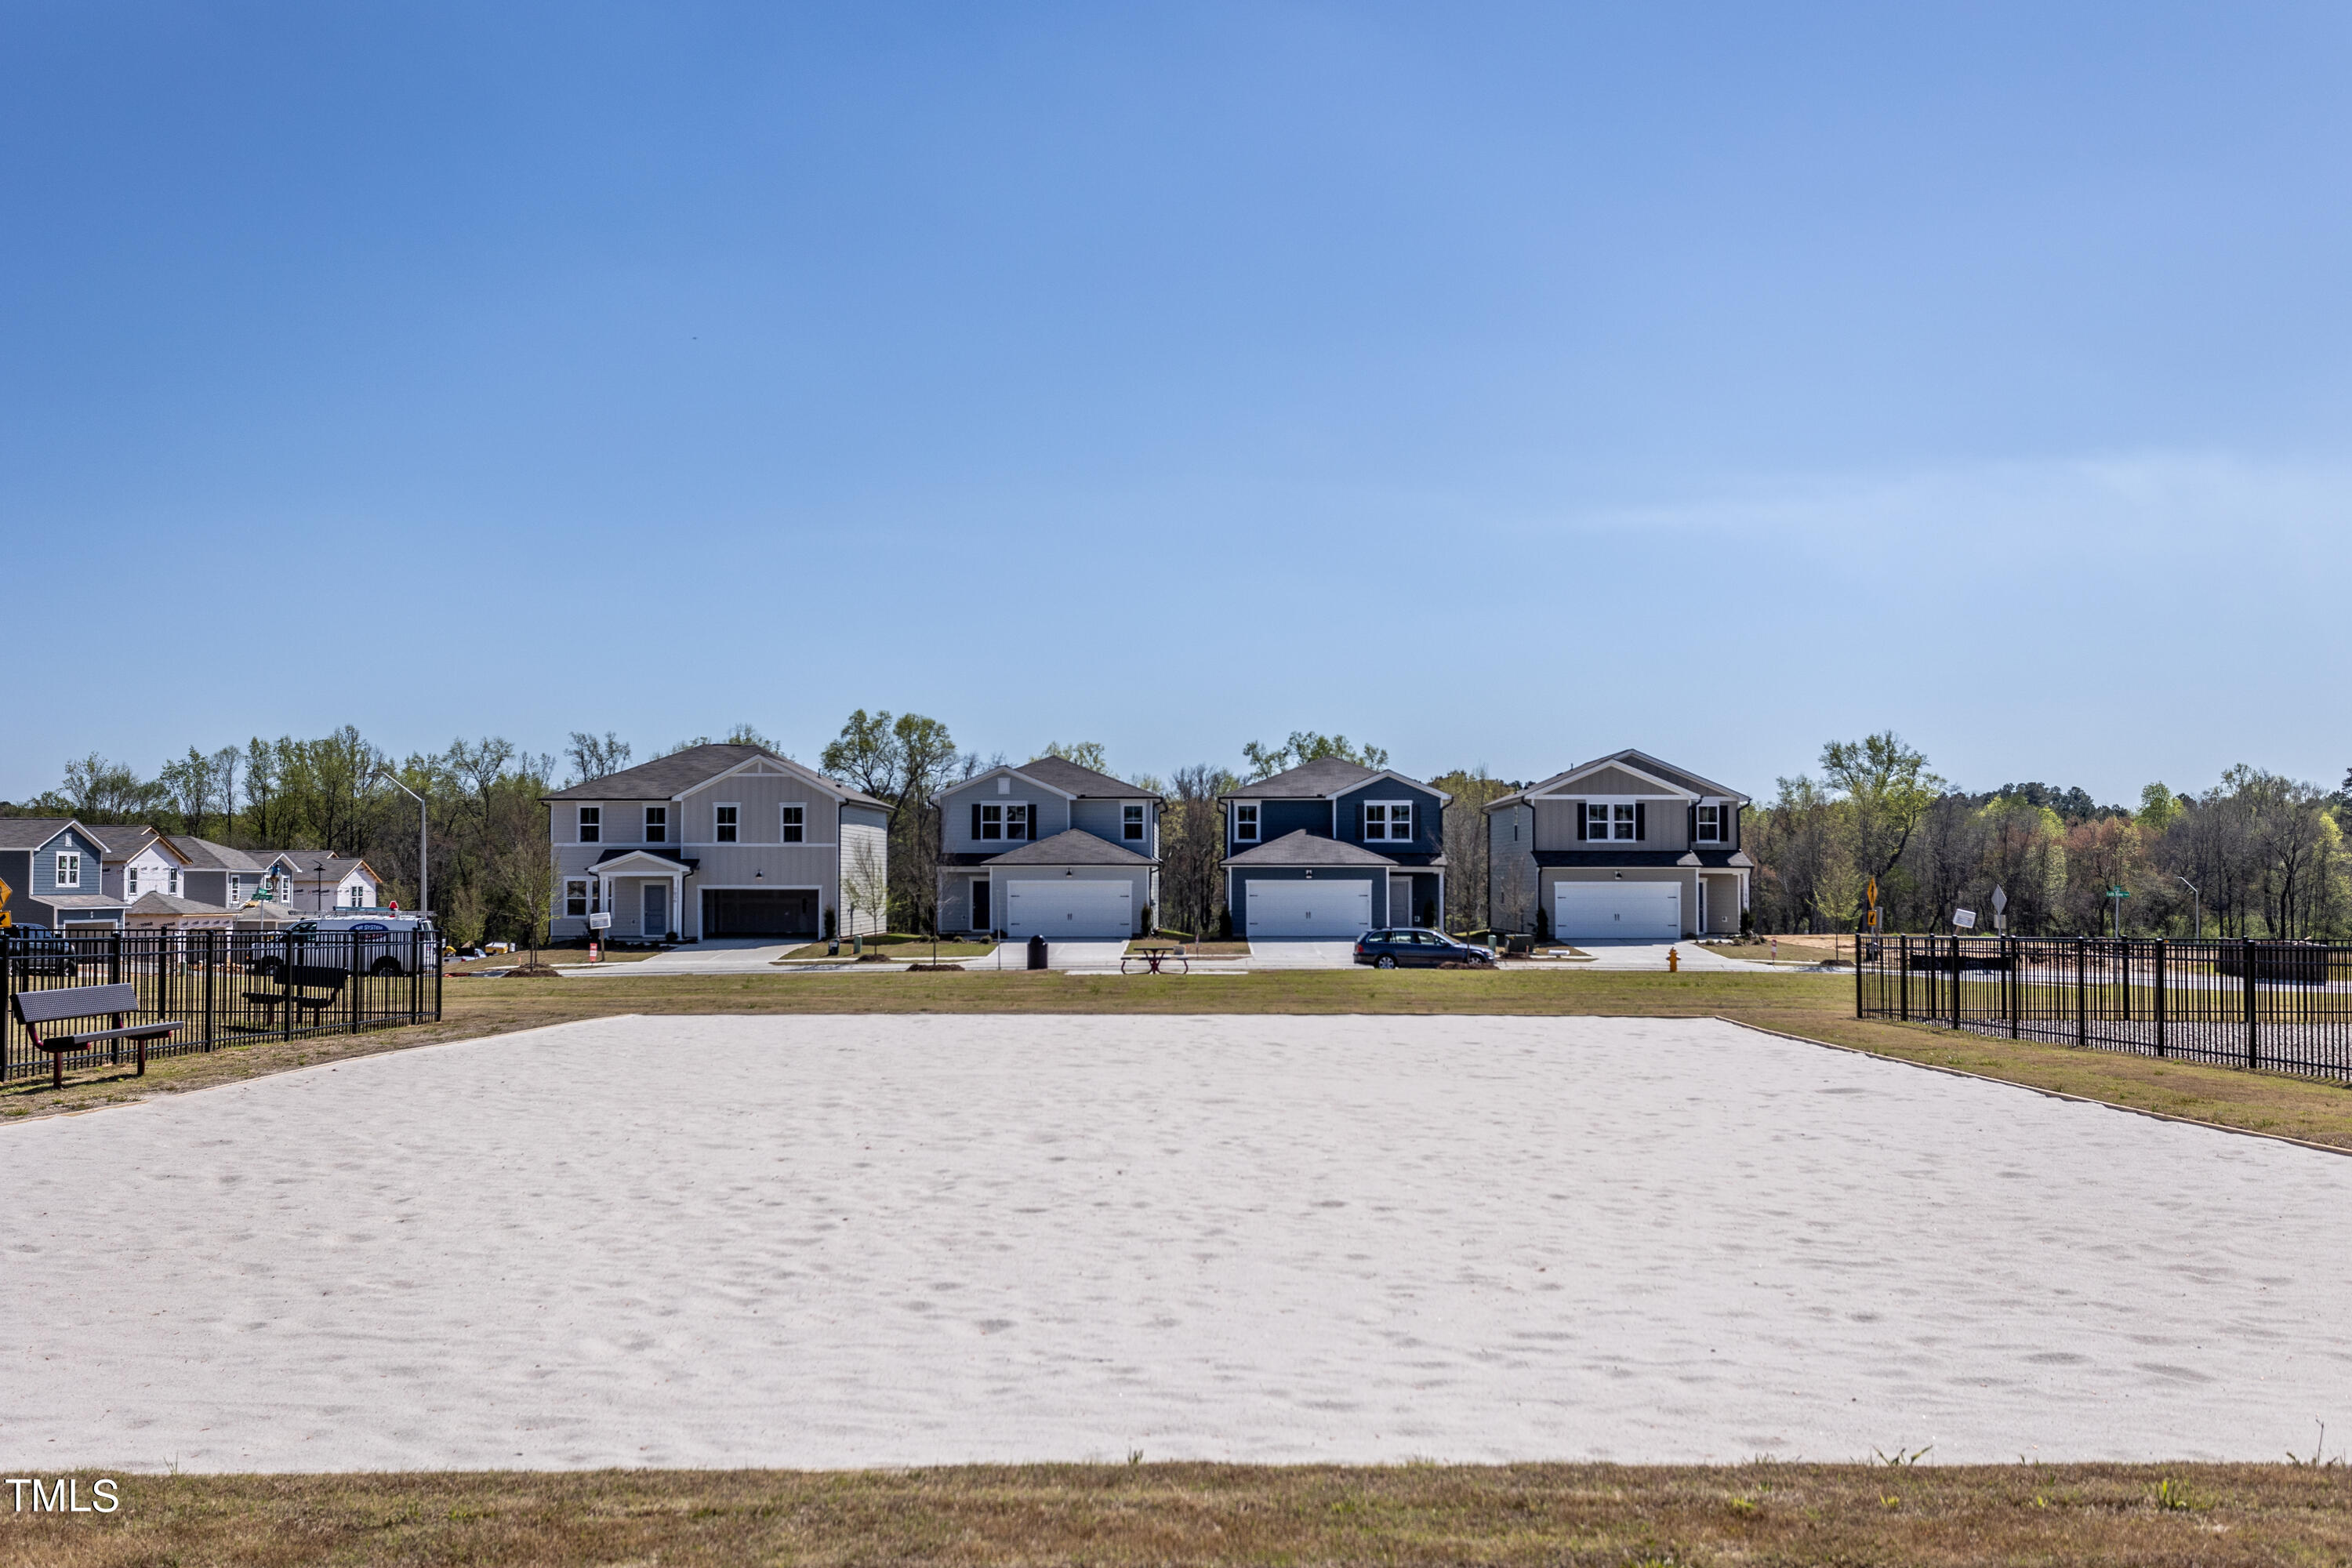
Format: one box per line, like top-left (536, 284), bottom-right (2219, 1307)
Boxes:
top-left (3, 719), bottom-right (1518, 943)
top-left (1748, 732), bottom-right (2352, 938)
top-left (33, 718), bottom-right (2323, 944)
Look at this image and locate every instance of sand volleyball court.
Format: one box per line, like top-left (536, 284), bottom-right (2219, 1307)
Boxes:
top-left (5, 1013), bottom-right (2348, 1471)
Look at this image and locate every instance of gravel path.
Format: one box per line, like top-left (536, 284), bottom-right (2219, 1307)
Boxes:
top-left (4, 1013), bottom-right (2346, 1471)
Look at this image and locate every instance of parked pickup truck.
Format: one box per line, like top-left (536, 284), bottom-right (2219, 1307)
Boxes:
top-left (249, 914), bottom-right (440, 978)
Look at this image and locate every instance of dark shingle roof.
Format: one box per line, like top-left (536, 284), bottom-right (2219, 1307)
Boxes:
top-left (978, 829), bottom-right (1156, 867)
top-left (1222, 829), bottom-right (1397, 868)
top-left (1486, 750), bottom-right (1748, 811)
top-left (85, 823), bottom-right (165, 858)
top-left (1014, 756), bottom-right (1157, 800)
top-left (1224, 757), bottom-right (1382, 800)
top-left (167, 837), bottom-right (270, 873)
top-left (1532, 848), bottom-right (1753, 869)
top-left (0, 818), bottom-right (81, 850)
top-left (128, 892), bottom-right (231, 916)
top-left (543, 743), bottom-right (886, 809)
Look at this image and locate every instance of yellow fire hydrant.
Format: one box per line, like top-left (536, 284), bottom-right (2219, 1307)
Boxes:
top-left (1667, 947), bottom-right (1681, 973)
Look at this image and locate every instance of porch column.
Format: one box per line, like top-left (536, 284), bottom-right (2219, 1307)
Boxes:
top-left (671, 870), bottom-right (683, 939)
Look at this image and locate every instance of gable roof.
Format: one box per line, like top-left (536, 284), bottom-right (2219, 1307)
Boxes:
top-left (1225, 757), bottom-right (1381, 800)
top-left (1224, 757), bottom-right (1450, 804)
top-left (250, 849), bottom-right (376, 884)
top-left (542, 743), bottom-right (886, 809)
top-left (1014, 755), bottom-right (1160, 800)
top-left (1221, 828), bottom-right (1399, 868)
top-left (0, 818), bottom-right (89, 851)
top-left (127, 891), bottom-right (234, 916)
top-left (1486, 750), bottom-right (1749, 811)
top-left (978, 828), bottom-right (1157, 867)
top-left (166, 836), bottom-right (272, 873)
top-left (85, 822), bottom-right (184, 862)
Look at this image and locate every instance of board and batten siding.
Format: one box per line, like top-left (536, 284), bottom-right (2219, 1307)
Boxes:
top-left (678, 768), bottom-right (831, 845)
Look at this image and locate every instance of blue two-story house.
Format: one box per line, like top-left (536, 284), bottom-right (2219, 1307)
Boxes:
top-left (935, 755), bottom-right (1162, 940)
top-left (1220, 759), bottom-right (1449, 938)
top-left (0, 818), bottom-right (129, 935)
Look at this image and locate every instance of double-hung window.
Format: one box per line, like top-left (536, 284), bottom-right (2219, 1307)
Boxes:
top-left (1696, 804), bottom-right (1721, 843)
top-left (977, 803), bottom-right (1031, 841)
top-left (228, 874), bottom-right (243, 902)
top-left (169, 868), bottom-right (180, 895)
top-left (128, 868), bottom-right (140, 896)
top-left (644, 806), bottom-right (667, 844)
top-left (714, 804), bottom-right (739, 843)
top-left (1123, 804), bottom-right (1145, 841)
top-left (565, 879), bottom-right (590, 918)
top-left (54, 851), bottom-right (80, 888)
top-left (780, 805), bottom-right (804, 843)
top-left (1584, 803), bottom-right (1639, 840)
top-left (1363, 802), bottom-right (1414, 842)
top-left (579, 806), bottom-right (601, 844)
top-left (1233, 804), bottom-right (1259, 842)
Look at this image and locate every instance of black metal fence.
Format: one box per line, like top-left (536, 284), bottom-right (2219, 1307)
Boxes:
top-left (1857, 934), bottom-right (2352, 1082)
top-left (2, 927), bottom-right (441, 1085)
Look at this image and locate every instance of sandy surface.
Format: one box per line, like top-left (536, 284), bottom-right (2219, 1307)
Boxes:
top-left (5, 1013), bottom-right (2347, 1472)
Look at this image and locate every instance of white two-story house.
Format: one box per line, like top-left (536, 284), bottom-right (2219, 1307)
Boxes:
top-left (543, 742), bottom-right (891, 943)
top-left (1485, 749), bottom-right (1752, 940)
top-left (935, 756), bottom-right (1162, 940)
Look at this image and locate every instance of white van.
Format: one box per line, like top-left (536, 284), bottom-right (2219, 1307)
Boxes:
top-left (287, 913), bottom-right (440, 976)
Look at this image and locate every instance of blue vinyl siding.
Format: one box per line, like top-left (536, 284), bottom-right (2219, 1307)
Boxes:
top-left (1333, 781), bottom-right (1444, 852)
top-left (1234, 798), bottom-right (1327, 848)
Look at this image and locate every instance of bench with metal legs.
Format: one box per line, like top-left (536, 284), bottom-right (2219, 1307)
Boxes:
top-left (10, 982), bottom-right (181, 1091)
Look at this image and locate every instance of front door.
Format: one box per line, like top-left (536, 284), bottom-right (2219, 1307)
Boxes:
top-left (971, 877), bottom-right (991, 931)
top-left (642, 881), bottom-right (669, 938)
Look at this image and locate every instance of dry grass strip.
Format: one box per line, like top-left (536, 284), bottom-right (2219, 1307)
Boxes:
top-left (4, 1462), bottom-right (2348, 1566)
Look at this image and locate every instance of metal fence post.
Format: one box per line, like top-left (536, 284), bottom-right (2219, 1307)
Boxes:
top-left (2075, 938), bottom-right (2086, 1047)
top-left (1855, 929), bottom-right (1864, 1018)
top-left (2244, 938), bottom-right (2258, 1070)
top-left (1898, 935), bottom-right (1910, 1022)
top-left (202, 930), bottom-right (216, 1051)
top-left (2006, 937), bottom-right (2020, 1039)
top-left (2154, 938), bottom-right (2166, 1058)
top-left (108, 926), bottom-right (121, 986)
top-left (1950, 935), bottom-right (1962, 1031)
top-left (282, 927), bottom-right (295, 1045)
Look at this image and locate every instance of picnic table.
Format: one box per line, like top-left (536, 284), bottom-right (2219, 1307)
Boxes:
top-left (1120, 944), bottom-right (1190, 975)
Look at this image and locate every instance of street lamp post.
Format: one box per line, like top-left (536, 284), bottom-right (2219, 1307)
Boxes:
top-left (2175, 875), bottom-right (2200, 940)
top-left (378, 771), bottom-right (428, 919)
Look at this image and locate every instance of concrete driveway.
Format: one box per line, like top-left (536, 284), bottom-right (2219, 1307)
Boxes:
top-left (564, 938), bottom-right (806, 976)
top-left (978, 941), bottom-right (1131, 971)
top-left (1247, 939), bottom-right (1361, 968)
top-left (1563, 940), bottom-right (1777, 972)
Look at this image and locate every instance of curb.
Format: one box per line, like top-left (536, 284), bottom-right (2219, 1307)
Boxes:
top-left (1715, 1015), bottom-right (2352, 1160)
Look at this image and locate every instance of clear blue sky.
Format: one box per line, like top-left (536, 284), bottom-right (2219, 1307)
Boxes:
top-left (5, 2), bottom-right (2347, 804)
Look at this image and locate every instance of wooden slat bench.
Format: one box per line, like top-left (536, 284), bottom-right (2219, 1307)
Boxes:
top-left (10, 982), bottom-right (181, 1090)
top-left (242, 964), bottom-right (348, 1028)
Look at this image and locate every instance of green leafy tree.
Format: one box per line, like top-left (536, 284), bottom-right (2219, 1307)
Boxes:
top-left (1820, 732), bottom-right (1944, 889)
top-left (1241, 731), bottom-right (1389, 780)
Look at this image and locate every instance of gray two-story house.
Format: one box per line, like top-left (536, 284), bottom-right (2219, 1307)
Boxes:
top-left (1485, 749), bottom-right (1752, 940)
top-left (544, 743), bottom-right (891, 943)
top-left (935, 757), bottom-right (1161, 939)
top-left (0, 819), bottom-right (129, 934)
top-left (1219, 759), bottom-right (1449, 938)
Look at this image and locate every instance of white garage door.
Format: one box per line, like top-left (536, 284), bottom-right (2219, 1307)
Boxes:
top-left (1004, 880), bottom-right (1133, 939)
top-left (1245, 879), bottom-right (1374, 938)
top-left (1554, 882), bottom-right (1681, 941)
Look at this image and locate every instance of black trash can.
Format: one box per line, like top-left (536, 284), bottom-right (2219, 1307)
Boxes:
top-left (1026, 934), bottom-right (1048, 971)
